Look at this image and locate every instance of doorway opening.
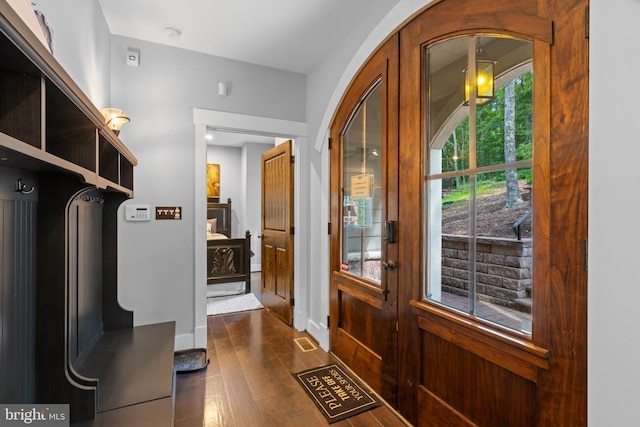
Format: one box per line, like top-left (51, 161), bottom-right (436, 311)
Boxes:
top-left (192, 109), bottom-right (307, 348)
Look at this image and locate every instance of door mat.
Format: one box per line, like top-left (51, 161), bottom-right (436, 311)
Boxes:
top-left (293, 364), bottom-right (381, 423)
top-left (174, 348), bottom-right (209, 374)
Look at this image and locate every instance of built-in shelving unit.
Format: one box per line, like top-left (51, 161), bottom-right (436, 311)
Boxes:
top-left (0, 2), bottom-right (134, 194)
top-left (0, 2), bottom-right (175, 425)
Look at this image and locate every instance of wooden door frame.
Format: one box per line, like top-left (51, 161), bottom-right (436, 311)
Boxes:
top-left (192, 109), bottom-right (307, 349)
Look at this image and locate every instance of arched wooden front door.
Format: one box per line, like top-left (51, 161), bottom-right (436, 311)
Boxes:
top-left (329, 34), bottom-right (399, 404)
top-left (330, 1), bottom-right (588, 425)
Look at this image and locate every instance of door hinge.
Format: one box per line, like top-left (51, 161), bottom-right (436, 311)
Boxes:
top-left (328, 222), bottom-right (331, 235)
top-left (584, 238), bottom-right (588, 271)
top-left (290, 226), bottom-right (295, 235)
top-left (328, 137), bottom-right (332, 150)
top-left (584, 5), bottom-right (589, 39)
top-left (327, 315), bottom-right (330, 328)
top-left (291, 155), bottom-right (295, 163)
top-left (291, 298), bottom-right (295, 306)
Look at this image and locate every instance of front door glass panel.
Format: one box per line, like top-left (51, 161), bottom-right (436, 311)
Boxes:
top-left (425, 35), bottom-right (533, 334)
top-left (341, 82), bottom-right (383, 284)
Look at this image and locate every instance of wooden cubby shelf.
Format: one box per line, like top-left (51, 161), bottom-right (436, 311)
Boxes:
top-left (0, 2), bottom-right (136, 196)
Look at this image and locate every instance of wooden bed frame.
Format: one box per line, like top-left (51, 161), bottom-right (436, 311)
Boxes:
top-left (207, 198), bottom-right (252, 293)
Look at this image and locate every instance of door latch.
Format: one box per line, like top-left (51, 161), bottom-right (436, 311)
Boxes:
top-left (382, 260), bottom-right (396, 271)
top-left (384, 220), bottom-right (397, 243)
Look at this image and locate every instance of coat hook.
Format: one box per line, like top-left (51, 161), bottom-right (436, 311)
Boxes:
top-left (16, 178), bottom-right (35, 194)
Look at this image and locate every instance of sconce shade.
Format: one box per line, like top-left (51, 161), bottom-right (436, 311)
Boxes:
top-left (100, 108), bottom-right (130, 136)
top-left (464, 59), bottom-right (495, 106)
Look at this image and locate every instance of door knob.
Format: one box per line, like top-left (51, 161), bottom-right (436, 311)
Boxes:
top-left (382, 260), bottom-right (396, 271)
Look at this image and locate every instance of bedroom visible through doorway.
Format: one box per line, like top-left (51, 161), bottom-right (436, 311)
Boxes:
top-left (192, 108), bottom-right (307, 349)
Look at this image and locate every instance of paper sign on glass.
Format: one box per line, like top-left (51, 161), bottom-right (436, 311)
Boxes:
top-left (351, 174), bottom-right (372, 199)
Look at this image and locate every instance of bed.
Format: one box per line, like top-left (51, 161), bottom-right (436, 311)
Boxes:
top-left (207, 198), bottom-right (252, 294)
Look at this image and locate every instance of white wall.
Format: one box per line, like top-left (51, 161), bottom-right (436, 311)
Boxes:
top-left (32, 0), bottom-right (111, 109)
top-left (588, 0), bottom-right (640, 425)
top-left (242, 142), bottom-right (271, 270)
top-left (107, 35), bottom-right (305, 347)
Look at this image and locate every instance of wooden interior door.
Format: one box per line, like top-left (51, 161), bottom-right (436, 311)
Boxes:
top-left (329, 35), bottom-right (399, 404)
top-left (261, 140), bottom-right (294, 325)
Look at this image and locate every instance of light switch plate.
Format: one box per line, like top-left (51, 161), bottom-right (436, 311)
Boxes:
top-left (156, 206), bottom-right (182, 220)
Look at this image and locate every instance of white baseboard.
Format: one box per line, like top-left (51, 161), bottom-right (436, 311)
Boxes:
top-left (174, 333), bottom-right (194, 351)
top-left (174, 325), bottom-right (207, 351)
top-left (306, 318), bottom-right (329, 351)
top-left (194, 325), bottom-right (207, 348)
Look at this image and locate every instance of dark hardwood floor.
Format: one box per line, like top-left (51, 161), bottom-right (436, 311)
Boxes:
top-left (174, 307), bottom-right (408, 426)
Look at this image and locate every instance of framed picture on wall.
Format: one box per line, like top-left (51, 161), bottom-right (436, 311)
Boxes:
top-left (207, 163), bottom-right (220, 201)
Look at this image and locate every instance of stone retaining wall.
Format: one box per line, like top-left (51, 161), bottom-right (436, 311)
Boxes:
top-left (441, 235), bottom-right (532, 309)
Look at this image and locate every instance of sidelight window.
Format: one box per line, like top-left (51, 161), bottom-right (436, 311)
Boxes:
top-left (424, 35), bottom-right (534, 334)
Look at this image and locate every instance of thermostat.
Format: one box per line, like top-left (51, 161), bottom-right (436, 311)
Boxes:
top-left (125, 204), bottom-right (151, 221)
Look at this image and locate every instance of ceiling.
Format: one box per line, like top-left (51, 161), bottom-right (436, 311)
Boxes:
top-left (98, 0), bottom-right (399, 75)
top-left (97, 0), bottom-right (400, 147)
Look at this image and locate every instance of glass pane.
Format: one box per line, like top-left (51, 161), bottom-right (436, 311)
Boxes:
top-left (426, 36), bottom-right (469, 161)
top-left (427, 169), bottom-right (533, 333)
top-left (426, 176), bottom-right (471, 302)
top-left (474, 170), bottom-right (532, 332)
top-left (341, 82), bottom-right (383, 284)
top-left (475, 36), bottom-right (533, 168)
top-left (440, 124), bottom-right (470, 176)
top-left (425, 34), bottom-right (534, 335)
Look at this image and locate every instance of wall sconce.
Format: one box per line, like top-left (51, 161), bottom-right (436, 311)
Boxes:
top-left (100, 108), bottom-right (130, 136)
top-left (464, 59), bottom-right (495, 106)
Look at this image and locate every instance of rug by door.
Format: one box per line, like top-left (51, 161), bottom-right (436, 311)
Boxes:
top-left (174, 348), bottom-right (209, 373)
top-left (293, 364), bottom-right (381, 423)
top-left (206, 293), bottom-right (263, 316)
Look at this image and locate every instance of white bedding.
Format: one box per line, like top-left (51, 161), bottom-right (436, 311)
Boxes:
top-left (207, 282), bottom-right (246, 297)
top-left (207, 232), bottom-right (228, 241)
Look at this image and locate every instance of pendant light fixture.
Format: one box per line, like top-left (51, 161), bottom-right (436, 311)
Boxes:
top-left (463, 38), bottom-right (495, 106)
